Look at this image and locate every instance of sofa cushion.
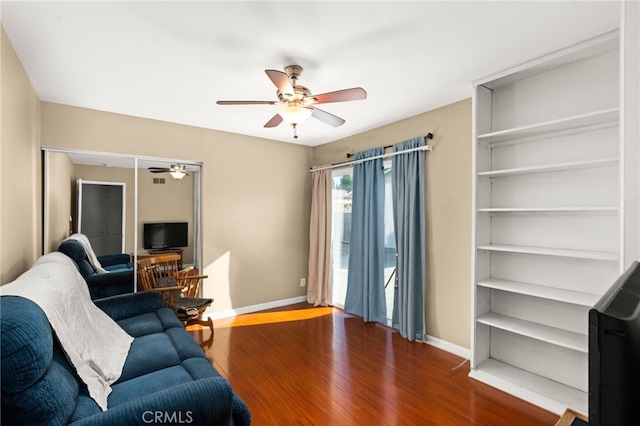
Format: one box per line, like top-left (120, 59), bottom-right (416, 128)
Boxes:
top-left (116, 310), bottom-right (211, 382)
top-left (166, 327), bottom-right (212, 361)
top-left (98, 253), bottom-right (132, 270)
top-left (118, 333), bottom-right (182, 382)
top-left (103, 263), bottom-right (132, 272)
top-left (116, 308), bottom-right (183, 337)
top-left (71, 389), bottom-right (102, 421)
top-left (181, 357), bottom-right (223, 380)
top-left (110, 365), bottom-right (195, 407)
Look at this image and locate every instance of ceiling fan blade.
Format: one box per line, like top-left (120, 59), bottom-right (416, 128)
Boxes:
top-left (264, 114), bottom-right (284, 128)
top-left (265, 69), bottom-right (294, 97)
top-left (311, 107), bottom-right (346, 127)
top-left (312, 87), bottom-right (367, 104)
top-left (216, 100), bottom-right (277, 105)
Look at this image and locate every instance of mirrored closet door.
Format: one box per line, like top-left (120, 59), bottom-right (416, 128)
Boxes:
top-left (42, 148), bottom-right (202, 288)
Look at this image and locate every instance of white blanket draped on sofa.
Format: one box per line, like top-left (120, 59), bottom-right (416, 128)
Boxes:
top-left (0, 252), bottom-right (133, 411)
top-left (65, 233), bottom-right (108, 273)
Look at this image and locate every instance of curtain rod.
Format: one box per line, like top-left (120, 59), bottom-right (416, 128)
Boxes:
top-left (309, 133), bottom-right (433, 173)
top-left (345, 133), bottom-right (434, 159)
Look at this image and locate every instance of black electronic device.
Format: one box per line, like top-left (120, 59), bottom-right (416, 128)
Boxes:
top-left (143, 222), bottom-right (188, 250)
top-left (588, 260), bottom-right (640, 426)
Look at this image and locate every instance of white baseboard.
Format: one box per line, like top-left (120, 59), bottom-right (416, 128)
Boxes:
top-left (203, 296), bottom-right (308, 321)
top-left (423, 334), bottom-right (471, 360)
top-left (204, 297), bottom-right (471, 362)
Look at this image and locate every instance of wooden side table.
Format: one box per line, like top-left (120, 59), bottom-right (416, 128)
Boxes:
top-left (141, 248), bottom-right (184, 270)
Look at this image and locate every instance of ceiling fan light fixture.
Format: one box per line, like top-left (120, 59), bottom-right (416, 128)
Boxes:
top-left (170, 170), bottom-right (186, 180)
top-left (278, 105), bottom-right (312, 125)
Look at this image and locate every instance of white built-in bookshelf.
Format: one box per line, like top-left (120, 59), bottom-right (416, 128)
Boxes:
top-left (470, 29), bottom-right (623, 415)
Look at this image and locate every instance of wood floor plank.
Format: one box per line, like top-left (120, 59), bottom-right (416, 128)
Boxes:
top-left (189, 303), bottom-right (560, 425)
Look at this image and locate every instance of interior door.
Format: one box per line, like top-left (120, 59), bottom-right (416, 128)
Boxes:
top-left (77, 179), bottom-right (126, 256)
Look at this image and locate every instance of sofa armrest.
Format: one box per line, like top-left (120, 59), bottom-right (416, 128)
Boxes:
top-left (97, 253), bottom-right (131, 268)
top-left (94, 292), bottom-right (163, 321)
top-left (72, 377), bottom-right (238, 426)
top-left (85, 269), bottom-right (134, 299)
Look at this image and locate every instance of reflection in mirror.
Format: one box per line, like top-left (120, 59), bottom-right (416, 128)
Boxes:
top-left (44, 150), bottom-right (76, 253)
top-left (44, 150), bottom-right (136, 257)
top-left (137, 159), bottom-right (199, 267)
top-left (43, 149), bottom-right (202, 277)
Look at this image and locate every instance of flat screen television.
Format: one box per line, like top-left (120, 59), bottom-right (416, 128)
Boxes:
top-left (589, 260), bottom-right (640, 426)
top-left (143, 222), bottom-right (188, 250)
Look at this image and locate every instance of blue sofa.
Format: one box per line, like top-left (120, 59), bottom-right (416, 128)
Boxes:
top-left (1, 291), bottom-right (251, 425)
top-left (58, 238), bottom-right (135, 299)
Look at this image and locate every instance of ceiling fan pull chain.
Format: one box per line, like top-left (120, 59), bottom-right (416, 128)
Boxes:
top-left (292, 123), bottom-right (299, 139)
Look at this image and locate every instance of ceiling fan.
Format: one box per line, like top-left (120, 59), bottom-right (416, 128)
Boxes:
top-left (148, 164), bottom-right (189, 180)
top-left (216, 65), bottom-right (367, 139)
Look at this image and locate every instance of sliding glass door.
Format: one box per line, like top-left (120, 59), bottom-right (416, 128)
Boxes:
top-left (330, 168), bottom-right (352, 309)
top-left (331, 163), bottom-right (396, 325)
top-left (382, 162), bottom-right (396, 324)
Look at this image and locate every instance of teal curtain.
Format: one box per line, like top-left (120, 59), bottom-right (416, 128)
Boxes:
top-left (392, 137), bottom-right (426, 341)
top-left (344, 147), bottom-right (386, 323)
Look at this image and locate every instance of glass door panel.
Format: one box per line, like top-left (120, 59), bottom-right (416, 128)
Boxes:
top-left (331, 169), bottom-right (352, 309)
top-left (383, 162), bottom-right (395, 325)
top-left (331, 162), bottom-right (395, 326)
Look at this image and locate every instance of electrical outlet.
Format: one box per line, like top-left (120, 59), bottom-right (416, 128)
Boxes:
top-left (300, 278), bottom-right (306, 287)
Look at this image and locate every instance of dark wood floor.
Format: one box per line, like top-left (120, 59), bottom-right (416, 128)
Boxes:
top-left (189, 303), bottom-right (560, 425)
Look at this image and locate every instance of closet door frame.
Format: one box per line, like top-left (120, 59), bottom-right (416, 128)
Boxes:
top-left (76, 179), bottom-right (126, 255)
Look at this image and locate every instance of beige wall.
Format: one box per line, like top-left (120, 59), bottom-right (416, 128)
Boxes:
top-left (40, 102), bottom-right (314, 312)
top-left (45, 151), bottom-right (74, 252)
top-left (1, 26), bottom-right (42, 283)
top-left (2, 21), bottom-right (472, 348)
top-left (312, 99), bottom-right (472, 349)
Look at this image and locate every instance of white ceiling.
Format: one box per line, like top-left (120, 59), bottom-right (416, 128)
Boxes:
top-left (1, 1), bottom-right (622, 147)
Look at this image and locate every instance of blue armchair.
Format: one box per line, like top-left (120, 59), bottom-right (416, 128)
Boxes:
top-left (58, 238), bottom-right (134, 299)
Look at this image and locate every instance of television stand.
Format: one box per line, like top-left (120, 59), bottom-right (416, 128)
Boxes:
top-left (145, 248), bottom-right (184, 270)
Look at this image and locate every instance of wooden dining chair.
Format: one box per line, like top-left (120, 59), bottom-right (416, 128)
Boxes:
top-left (137, 254), bottom-right (214, 333)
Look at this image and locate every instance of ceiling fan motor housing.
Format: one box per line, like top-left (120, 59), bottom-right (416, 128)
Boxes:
top-left (284, 64), bottom-right (303, 81)
top-left (277, 85), bottom-right (313, 105)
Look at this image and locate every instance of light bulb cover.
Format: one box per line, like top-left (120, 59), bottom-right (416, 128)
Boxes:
top-left (278, 105), bottom-right (312, 125)
top-left (170, 171), bottom-right (186, 180)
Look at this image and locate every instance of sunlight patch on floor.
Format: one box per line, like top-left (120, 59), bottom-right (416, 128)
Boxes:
top-left (213, 306), bottom-right (335, 328)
